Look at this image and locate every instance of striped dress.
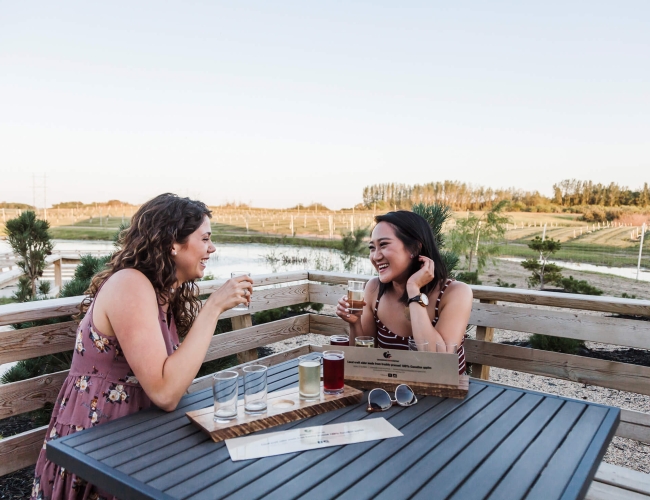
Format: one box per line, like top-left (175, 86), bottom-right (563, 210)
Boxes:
top-left (374, 279), bottom-right (466, 375)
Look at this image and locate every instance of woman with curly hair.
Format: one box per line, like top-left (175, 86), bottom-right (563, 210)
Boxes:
top-left (31, 193), bottom-right (253, 500)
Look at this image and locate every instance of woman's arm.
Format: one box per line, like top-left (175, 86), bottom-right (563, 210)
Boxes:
top-left (408, 281), bottom-right (473, 348)
top-left (98, 269), bottom-right (252, 411)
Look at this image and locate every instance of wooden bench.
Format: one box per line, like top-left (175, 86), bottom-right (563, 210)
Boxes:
top-left (1, 270), bottom-right (649, 498)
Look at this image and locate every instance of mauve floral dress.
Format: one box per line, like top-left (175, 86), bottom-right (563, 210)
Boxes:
top-left (31, 286), bottom-right (180, 500)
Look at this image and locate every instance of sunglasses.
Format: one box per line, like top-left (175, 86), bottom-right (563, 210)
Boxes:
top-left (366, 384), bottom-right (418, 413)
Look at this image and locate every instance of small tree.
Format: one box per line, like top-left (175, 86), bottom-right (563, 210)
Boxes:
top-left (5, 211), bottom-right (53, 300)
top-left (412, 203), bottom-right (459, 274)
top-left (340, 227), bottom-right (370, 272)
top-left (520, 236), bottom-right (563, 290)
top-left (449, 200), bottom-right (510, 273)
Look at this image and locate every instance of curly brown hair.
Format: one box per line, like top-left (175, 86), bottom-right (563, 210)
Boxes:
top-left (81, 193), bottom-right (212, 337)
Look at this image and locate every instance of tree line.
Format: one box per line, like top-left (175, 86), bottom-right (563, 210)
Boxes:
top-left (362, 180), bottom-right (650, 211)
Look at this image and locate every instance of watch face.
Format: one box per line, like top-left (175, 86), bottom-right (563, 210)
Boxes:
top-left (420, 293), bottom-right (429, 306)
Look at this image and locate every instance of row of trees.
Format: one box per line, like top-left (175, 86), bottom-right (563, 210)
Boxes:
top-left (552, 179), bottom-right (650, 207)
top-left (362, 179), bottom-right (650, 211)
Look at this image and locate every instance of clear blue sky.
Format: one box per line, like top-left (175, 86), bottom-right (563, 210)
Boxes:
top-left (1, 1), bottom-right (648, 209)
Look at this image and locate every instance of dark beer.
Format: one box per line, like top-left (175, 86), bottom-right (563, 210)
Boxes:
top-left (323, 350), bottom-right (345, 394)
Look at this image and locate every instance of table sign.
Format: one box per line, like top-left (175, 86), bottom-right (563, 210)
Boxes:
top-left (225, 417), bottom-right (403, 461)
top-left (310, 344), bottom-right (468, 399)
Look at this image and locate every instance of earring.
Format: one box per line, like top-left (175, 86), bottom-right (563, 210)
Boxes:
top-left (172, 250), bottom-right (177, 256)
top-left (410, 254), bottom-right (414, 258)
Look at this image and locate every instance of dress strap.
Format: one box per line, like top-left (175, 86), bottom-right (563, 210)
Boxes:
top-left (433, 278), bottom-right (453, 325)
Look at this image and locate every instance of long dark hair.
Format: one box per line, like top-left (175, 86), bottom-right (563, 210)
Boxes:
top-left (375, 210), bottom-right (448, 304)
top-left (81, 193), bottom-right (212, 337)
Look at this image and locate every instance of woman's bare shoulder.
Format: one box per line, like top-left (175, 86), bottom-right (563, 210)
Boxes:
top-left (445, 280), bottom-right (473, 302)
top-left (100, 269), bottom-right (157, 303)
top-left (365, 277), bottom-right (380, 299)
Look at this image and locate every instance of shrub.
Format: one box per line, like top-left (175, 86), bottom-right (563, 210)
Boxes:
top-left (495, 279), bottom-right (516, 288)
top-left (580, 206), bottom-right (607, 223)
top-left (456, 271), bottom-right (482, 285)
top-left (559, 276), bottom-right (603, 296)
top-left (529, 334), bottom-right (585, 354)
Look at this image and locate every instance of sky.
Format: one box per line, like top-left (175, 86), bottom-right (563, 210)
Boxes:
top-left (1, 1), bottom-right (648, 209)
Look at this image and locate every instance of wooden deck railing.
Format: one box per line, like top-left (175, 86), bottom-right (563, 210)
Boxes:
top-left (1, 270), bottom-right (649, 477)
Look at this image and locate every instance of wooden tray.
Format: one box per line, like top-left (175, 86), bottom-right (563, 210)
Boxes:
top-left (186, 384), bottom-right (363, 442)
top-left (345, 375), bottom-right (469, 399)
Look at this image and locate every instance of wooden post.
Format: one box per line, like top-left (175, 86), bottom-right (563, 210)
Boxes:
top-left (232, 314), bottom-right (256, 364)
top-left (471, 299), bottom-right (497, 380)
top-left (53, 257), bottom-right (62, 290)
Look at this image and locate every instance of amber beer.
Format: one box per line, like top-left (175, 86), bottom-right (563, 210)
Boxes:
top-left (347, 280), bottom-right (365, 311)
top-left (355, 336), bottom-right (375, 348)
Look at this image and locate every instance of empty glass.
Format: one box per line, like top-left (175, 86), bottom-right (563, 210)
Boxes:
top-left (436, 342), bottom-right (458, 354)
top-left (408, 339), bottom-right (430, 352)
top-left (213, 370), bottom-right (239, 422)
top-left (243, 365), bottom-right (267, 415)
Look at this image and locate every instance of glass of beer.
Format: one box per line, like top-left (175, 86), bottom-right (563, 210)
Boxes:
top-left (298, 355), bottom-right (321, 401)
top-left (436, 342), bottom-right (458, 354)
top-left (409, 339), bottom-right (430, 352)
top-left (347, 280), bottom-right (366, 312)
top-left (330, 335), bottom-right (349, 346)
top-left (323, 350), bottom-right (345, 395)
top-left (355, 336), bottom-right (375, 348)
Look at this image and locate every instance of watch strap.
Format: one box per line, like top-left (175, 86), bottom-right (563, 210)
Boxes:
top-left (408, 295), bottom-right (422, 305)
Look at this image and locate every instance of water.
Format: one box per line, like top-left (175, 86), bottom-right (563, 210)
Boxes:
top-left (0, 240), bottom-right (375, 289)
top-left (499, 257), bottom-right (650, 282)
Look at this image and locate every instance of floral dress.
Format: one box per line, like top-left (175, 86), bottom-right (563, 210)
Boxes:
top-left (31, 287), bottom-right (180, 500)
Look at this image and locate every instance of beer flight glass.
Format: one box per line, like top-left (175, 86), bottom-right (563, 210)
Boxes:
top-left (323, 350), bottom-right (345, 394)
top-left (347, 280), bottom-right (365, 311)
top-left (298, 355), bottom-right (321, 401)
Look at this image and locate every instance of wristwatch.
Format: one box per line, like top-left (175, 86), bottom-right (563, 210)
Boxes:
top-left (408, 293), bottom-right (429, 307)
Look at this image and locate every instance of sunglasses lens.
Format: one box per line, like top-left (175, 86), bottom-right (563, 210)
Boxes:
top-left (368, 389), bottom-right (392, 411)
top-left (395, 384), bottom-right (416, 406)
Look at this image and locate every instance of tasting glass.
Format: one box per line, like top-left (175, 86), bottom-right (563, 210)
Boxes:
top-left (298, 354), bottom-right (322, 401)
top-left (213, 370), bottom-right (239, 422)
top-left (408, 339), bottom-right (430, 352)
top-left (347, 280), bottom-right (366, 312)
top-left (330, 335), bottom-right (350, 346)
top-left (243, 365), bottom-right (267, 415)
top-left (436, 342), bottom-right (458, 354)
top-left (231, 271), bottom-right (251, 311)
top-left (355, 336), bottom-right (375, 348)
top-left (323, 350), bottom-right (345, 395)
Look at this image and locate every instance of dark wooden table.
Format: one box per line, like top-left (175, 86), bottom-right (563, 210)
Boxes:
top-left (48, 356), bottom-right (620, 500)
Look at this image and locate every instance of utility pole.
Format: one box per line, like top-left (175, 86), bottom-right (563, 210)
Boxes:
top-left (637, 223), bottom-right (646, 281)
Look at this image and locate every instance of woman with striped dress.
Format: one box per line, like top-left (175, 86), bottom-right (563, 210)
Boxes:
top-left (336, 211), bottom-right (472, 375)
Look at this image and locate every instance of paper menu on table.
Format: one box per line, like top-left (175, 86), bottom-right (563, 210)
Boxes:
top-left (225, 418), bottom-right (403, 461)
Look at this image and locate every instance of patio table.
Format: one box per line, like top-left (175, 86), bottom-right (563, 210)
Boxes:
top-left (47, 355), bottom-right (619, 500)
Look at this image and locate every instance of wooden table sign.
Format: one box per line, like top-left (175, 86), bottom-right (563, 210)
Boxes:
top-left (311, 345), bottom-right (469, 399)
top-left (186, 383), bottom-right (363, 442)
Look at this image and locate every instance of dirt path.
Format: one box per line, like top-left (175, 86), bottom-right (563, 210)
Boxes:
top-left (481, 258), bottom-right (650, 299)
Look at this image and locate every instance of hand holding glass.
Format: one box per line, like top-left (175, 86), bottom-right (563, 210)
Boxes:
top-left (231, 271), bottom-right (251, 311)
